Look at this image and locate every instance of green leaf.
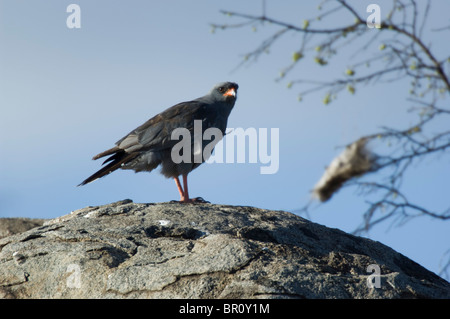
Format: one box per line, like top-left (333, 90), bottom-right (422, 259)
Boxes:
top-left (314, 57), bottom-right (327, 65)
top-left (292, 52), bottom-right (304, 62)
top-left (347, 85), bottom-right (355, 94)
top-left (323, 93), bottom-right (331, 105)
top-left (303, 20), bottom-right (309, 29)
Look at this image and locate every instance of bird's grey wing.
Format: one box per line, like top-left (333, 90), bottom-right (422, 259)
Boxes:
top-left (115, 101), bottom-right (209, 154)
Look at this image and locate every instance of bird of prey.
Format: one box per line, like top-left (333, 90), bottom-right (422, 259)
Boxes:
top-left (78, 82), bottom-right (239, 203)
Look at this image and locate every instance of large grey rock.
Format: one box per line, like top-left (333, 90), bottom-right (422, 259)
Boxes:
top-left (0, 199), bottom-right (448, 299)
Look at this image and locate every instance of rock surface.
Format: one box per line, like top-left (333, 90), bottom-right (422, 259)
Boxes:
top-left (0, 218), bottom-right (46, 240)
top-left (0, 199), bottom-right (448, 299)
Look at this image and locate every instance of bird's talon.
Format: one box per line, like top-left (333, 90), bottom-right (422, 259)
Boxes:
top-left (172, 197), bottom-right (210, 204)
top-left (192, 197), bottom-right (210, 204)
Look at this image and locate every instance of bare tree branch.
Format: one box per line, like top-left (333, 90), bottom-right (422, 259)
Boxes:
top-left (213, 0), bottom-right (450, 279)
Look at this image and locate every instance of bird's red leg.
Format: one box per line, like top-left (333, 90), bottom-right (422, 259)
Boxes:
top-left (180, 174), bottom-right (209, 203)
top-left (182, 174), bottom-right (190, 202)
top-left (174, 174), bottom-right (208, 204)
top-left (174, 176), bottom-right (185, 202)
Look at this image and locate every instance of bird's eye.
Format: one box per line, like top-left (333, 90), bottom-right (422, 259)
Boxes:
top-left (218, 87), bottom-right (225, 93)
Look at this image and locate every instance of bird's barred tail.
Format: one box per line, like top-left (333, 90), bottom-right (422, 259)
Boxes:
top-left (77, 151), bottom-right (136, 186)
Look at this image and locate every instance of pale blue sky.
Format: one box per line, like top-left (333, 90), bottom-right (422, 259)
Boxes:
top-left (1, 1), bottom-right (449, 278)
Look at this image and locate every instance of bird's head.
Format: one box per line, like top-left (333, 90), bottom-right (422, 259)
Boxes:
top-left (210, 82), bottom-right (239, 103)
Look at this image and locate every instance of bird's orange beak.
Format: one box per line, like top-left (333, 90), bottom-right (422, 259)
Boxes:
top-left (223, 87), bottom-right (236, 97)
